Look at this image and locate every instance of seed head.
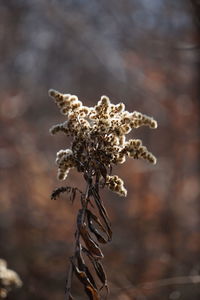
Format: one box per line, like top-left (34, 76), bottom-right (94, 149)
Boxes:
top-left (49, 89), bottom-right (157, 195)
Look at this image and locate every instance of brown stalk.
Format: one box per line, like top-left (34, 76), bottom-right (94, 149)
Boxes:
top-left (65, 181), bottom-right (91, 300)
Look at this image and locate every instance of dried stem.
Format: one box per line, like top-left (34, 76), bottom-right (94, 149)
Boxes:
top-left (49, 89), bottom-right (157, 299)
top-left (65, 182), bottom-right (90, 299)
top-left (65, 262), bottom-right (73, 300)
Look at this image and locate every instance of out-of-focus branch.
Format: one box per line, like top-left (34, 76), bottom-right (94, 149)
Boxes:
top-left (140, 275), bottom-right (200, 289)
top-left (190, 0), bottom-right (200, 28)
top-left (111, 275), bottom-right (200, 297)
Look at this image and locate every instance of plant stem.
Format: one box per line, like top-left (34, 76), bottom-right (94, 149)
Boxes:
top-left (64, 181), bottom-right (91, 300)
top-left (65, 260), bottom-right (73, 300)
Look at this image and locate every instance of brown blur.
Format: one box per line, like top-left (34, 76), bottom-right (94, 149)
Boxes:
top-left (0, 1), bottom-right (200, 299)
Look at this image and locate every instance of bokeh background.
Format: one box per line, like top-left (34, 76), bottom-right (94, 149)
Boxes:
top-left (1, 0), bottom-right (200, 299)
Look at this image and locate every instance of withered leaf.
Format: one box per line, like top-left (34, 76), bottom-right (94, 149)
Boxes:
top-left (51, 186), bottom-right (82, 201)
top-left (91, 187), bottom-right (109, 222)
top-left (87, 212), bottom-right (107, 244)
top-left (72, 262), bottom-right (100, 300)
top-left (91, 187), bottom-right (112, 241)
top-left (93, 260), bottom-right (107, 286)
top-left (85, 285), bottom-right (100, 300)
top-left (73, 262), bottom-right (93, 288)
top-left (76, 246), bottom-right (97, 290)
top-left (82, 247), bottom-right (108, 291)
top-left (51, 186), bottom-right (71, 200)
top-left (79, 224), bottom-right (104, 259)
top-left (86, 210), bottom-right (108, 235)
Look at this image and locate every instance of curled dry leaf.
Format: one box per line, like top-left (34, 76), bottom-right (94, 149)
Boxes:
top-left (82, 247), bottom-right (108, 292)
top-left (91, 187), bottom-right (112, 241)
top-left (86, 209), bottom-right (108, 235)
top-left (76, 246), bottom-right (97, 290)
top-left (79, 224), bottom-right (104, 259)
top-left (51, 186), bottom-right (71, 200)
top-left (72, 263), bottom-right (100, 300)
top-left (51, 186), bottom-right (82, 201)
top-left (85, 285), bottom-right (100, 300)
top-left (72, 253), bottom-right (100, 300)
top-left (76, 209), bottom-right (104, 259)
top-left (72, 262), bottom-right (93, 289)
top-left (87, 211), bottom-right (108, 244)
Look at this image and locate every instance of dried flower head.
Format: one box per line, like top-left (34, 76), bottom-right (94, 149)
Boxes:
top-left (49, 89), bottom-right (157, 196)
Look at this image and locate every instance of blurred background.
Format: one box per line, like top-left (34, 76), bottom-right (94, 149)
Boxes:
top-left (0, 0), bottom-right (200, 299)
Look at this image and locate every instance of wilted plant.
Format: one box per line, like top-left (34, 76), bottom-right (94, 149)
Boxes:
top-left (49, 89), bottom-right (157, 299)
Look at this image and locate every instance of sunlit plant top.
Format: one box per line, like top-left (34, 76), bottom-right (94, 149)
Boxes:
top-left (49, 89), bottom-right (157, 196)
